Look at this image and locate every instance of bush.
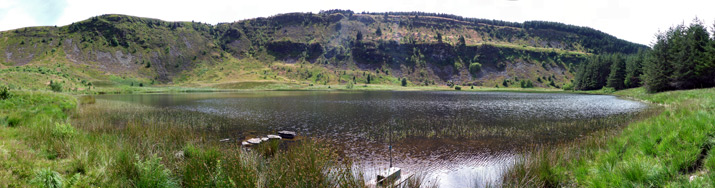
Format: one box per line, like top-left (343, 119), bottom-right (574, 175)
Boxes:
top-left (135, 155), bottom-right (178, 188)
top-left (469, 62), bottom-right (482, 75)
top-left (401, 78), bottom-right (408, 87)
top-left (30, 168), bottom-right (63, 188)
top-left (49, 80), bottom-right (63, 92)
top-left (454, 86), bottom-right (462, 90)
top-left (0, 85), bottom-right (10, 100)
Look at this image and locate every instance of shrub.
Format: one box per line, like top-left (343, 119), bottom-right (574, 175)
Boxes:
top-left (30, 168), bottom-right (63, 188)
top-left (401, 78), bottom-right (407, 87)
top-left (454, 86), bottom-right (462, 90)
top-left (49, 80), bottom-right (63, 92)
top-left (135, 155), bottom-right (178, 188)
top-left (469, 62), bottom-right (482, 75)
top-left (600, 87), bottom-right (616, 94)
top-left (0, 85), bottom-right (10, 100)
top-left (345, 81), bottom-right (354, 89)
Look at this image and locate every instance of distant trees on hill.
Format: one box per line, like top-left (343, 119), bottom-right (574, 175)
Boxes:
top-left (574, 18), bottom-right (715, 93)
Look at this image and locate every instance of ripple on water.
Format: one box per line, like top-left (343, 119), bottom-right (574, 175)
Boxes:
top-left (98, 91), bottom-right (649, 186)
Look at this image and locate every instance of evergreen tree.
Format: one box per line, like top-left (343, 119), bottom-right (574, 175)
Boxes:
top-left (644, 28), bottom-right (676, 92)
top-left (607, 54), bottom-right (626, 89)
top-left (356, 31), bottom-right (363, 41)
top-left (624, 50), bottom-right (645, 88)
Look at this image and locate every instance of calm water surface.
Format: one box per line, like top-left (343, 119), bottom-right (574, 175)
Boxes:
top-left (98, 91), bottom-right (648, 187)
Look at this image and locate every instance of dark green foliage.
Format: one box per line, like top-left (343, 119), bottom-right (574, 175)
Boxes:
top-left (468, 62), bottom-right (482, 76)
top-left (401, 77), bottom-right (407, 86)
top-left (49, 80), bottom-right (63, 92)
top-left (502, 79), bottom-right (509, 87)
top-left (454, 85), bottom-right (461, 90)
top-left (110, 36), bottom-right (119, 46)
top-left (30, 168), bottom-right (63, 188)
top-left (376, 27), bottom-right (382, 36)
top-left (624, 50), bottom-right (645, 88)
top-left (0, 85), bottom-right (10, 100)
top-left (607, 54), bottom-right (626, 89)
top-left (356, 31), bottom-right (363, 41)
top-left (520, 80), bottom-right (534, 88)
top-left (643, 19), bottom-right (715, 92)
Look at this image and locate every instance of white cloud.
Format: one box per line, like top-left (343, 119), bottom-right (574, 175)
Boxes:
top-left (2, 0), bottom-right (715, 45)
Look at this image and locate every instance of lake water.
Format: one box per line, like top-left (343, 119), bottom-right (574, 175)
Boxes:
top-left (98, 91), bottom-right (648, 187)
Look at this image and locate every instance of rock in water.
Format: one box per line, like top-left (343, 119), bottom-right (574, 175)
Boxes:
top-left (267, 135), bottom-right (282, 139)
top-left (247, 138), bottom-right (262, 144)
top-left (242, 141), bottom-right (251, 147)
top-left (278, 131), bottom-right (296, 139)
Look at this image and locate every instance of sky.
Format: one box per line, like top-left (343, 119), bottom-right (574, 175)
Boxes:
top-left (1, 0), bottom-right (714, 46)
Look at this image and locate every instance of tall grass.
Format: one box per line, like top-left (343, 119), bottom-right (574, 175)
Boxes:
top-left (0, 90), bottom-right (367, 187)
top-left (501, 87), bottom-right (715, 187)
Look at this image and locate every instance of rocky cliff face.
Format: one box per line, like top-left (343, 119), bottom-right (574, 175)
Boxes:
top-left (0, 11), bottom-right (648, 88)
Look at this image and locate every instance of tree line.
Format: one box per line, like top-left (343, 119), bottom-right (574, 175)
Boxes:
top-left (574, 19), bottom-right (715, 92)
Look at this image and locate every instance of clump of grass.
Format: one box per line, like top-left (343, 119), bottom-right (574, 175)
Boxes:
top-left (6, 113), bottom-right (22, 127)
top-left (30, 168), bottom-right (63, 188)
top-left (51, 122), bottom-right (76, 138)
top-left (135, 154), bottom-right (178, 188)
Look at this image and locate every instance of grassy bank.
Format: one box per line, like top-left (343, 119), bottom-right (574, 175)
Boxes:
top-left (0, 90), bottom-right (365, 187)
top-left (502, 87), bottom-right (715, 187)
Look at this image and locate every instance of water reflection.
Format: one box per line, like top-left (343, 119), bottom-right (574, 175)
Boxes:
top-left (98, 91), bottom-right (648, 186)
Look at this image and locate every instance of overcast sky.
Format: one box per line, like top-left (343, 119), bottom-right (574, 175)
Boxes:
top-left (1, 0), bottom-right (714, 46)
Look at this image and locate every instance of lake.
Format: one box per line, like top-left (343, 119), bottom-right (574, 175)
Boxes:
top-left (97, 91), bottom-right (648, 187)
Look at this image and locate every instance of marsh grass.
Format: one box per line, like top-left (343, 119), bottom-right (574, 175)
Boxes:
top-left (0, 90), bottom-right (366, 187)
top-left (501, 87), bottom-right (715, 187)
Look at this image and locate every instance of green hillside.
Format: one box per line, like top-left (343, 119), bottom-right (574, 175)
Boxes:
top-left (0, 10), bottom-right (648, 91)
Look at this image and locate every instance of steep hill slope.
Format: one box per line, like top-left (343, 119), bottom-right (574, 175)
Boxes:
top-left (0, 10), bottom-right (649, 90)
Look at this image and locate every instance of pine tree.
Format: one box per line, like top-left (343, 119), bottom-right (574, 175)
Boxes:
top-left (607, 54), bottom-right (626, 89)
top-left (644, 28), bottom-right (675, 92)
top-left (624, 50), bottom-right (645, 88)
